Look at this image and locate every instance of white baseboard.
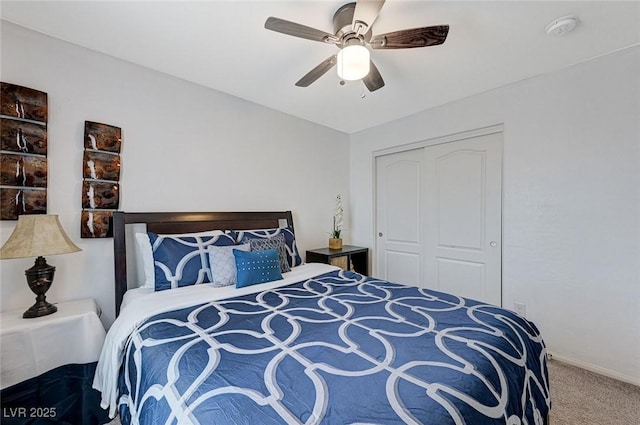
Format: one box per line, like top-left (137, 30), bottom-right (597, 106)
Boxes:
top-left (548, 351), bottom-right (640, 387)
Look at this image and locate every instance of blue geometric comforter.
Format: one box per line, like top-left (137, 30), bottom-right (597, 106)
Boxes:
top-left (118, 270), bottom-right (550, 425)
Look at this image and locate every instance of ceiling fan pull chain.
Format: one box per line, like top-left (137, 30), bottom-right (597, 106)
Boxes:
top-left (360, 81), bottom-right (367, 99)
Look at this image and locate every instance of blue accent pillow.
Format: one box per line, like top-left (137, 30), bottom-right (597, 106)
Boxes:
top-left (233, 248), bottom-right (283, 288)
top-left (237, 227), bottom-right (303, 268)
top-left (149, 232), bottom-right (236, 291)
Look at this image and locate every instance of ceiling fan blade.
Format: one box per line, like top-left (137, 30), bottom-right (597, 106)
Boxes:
top-left (370, 25), bottom-right (449, 49)
top-left (295, 55), bottom-right (338, 87)
top-left (352, 0), bottom-right (386, 35)
top-left (363, 60), bottom-right (385, 92)
top-left (265, 17), bottom-right (338, 43)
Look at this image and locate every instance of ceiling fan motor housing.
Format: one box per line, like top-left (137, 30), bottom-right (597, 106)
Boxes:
top-left (333, 2), bottom-right (371, 45)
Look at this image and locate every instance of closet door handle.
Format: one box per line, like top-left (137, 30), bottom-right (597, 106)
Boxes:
top-left (378, 232), bottom-right (383, 237)
top-left (490, 241), bottom-right (497, 247)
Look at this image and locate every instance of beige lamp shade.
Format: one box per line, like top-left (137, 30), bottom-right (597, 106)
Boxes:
top-left (0, 215), bottom-right (81, 259)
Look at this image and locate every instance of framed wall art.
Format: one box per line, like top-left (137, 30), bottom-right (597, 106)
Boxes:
top-left (81, 121), bottom-right (121, 238)
top-left (0, 82), bottom-right (48, 220)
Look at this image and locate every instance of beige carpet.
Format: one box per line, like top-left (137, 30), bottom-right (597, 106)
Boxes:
top-left (548, 359), bottom-right (640, 425)
top-left (107, 359), bottom-right (640, 424)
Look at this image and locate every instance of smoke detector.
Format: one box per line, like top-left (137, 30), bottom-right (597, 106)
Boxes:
top-left (546, 16), bottom-right (579, 36)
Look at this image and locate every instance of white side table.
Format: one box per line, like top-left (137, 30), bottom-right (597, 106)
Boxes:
top-left (0, 298), bottom-right (106, 390)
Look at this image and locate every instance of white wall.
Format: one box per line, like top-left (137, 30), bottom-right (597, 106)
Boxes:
top-left (0, 21), bottom-right (350, 326)
top-left (350, 46), bottom-right (640, 384)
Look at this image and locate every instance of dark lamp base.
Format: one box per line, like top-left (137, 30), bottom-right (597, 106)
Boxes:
top-left (23, 256), bottom-right (57, 319)
top-left (23, 301), bottom-right (57, 318)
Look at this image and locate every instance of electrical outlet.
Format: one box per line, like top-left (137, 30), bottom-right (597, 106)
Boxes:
top-left (514, 302), bottom-right (526, 317)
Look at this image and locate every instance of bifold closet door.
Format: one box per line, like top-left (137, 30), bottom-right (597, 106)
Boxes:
top-left (423, 132), bottom-right (502, 306)
top-left (375, 131), bottom-right (503, 306)
top-left (375, 148), bottom-right (425, 287)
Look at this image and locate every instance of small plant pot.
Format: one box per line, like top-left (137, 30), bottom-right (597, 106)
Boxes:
top-left (329, 238), bottom-right (343, 250)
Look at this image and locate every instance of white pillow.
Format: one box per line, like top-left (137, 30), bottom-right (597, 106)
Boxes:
top-left (135, 230), bottom-right (226, 289)
top-left (208, 243), bottom-right (250, 287)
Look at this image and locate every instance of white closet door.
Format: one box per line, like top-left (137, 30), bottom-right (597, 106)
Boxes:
top-left (375, 131), bottom-right (503, 306)
top-left (375, 148), bottom-right (424, 286)
top-left (423, 132), bottom-right (503, 306)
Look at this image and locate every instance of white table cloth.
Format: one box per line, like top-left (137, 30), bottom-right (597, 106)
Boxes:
top-left (0, 298), bottom-right (106, 389)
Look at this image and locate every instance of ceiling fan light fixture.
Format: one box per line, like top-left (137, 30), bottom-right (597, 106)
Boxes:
top-left (337, 45), bottom-right (370, 80)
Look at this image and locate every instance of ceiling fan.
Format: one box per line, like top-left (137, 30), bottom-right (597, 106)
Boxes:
top-left (264, 0), bottom-right (449, 92)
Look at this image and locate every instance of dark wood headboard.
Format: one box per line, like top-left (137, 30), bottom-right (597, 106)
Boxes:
top-left (113, 211), bottom-right (295, 316)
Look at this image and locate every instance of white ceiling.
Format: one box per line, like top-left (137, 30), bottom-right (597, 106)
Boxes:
top-left (2, 1), bottom-right (639, 134)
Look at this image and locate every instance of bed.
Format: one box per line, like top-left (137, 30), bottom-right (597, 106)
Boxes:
top-left (93, 210), bottom-right (550, 425)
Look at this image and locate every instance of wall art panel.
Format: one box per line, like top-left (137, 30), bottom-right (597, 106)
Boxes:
top-left (0, 82), bottom-right (48, 122)
top-left (0, 118), bottom-right (47, 154)
top-left (81, 210), bottom-right (114, 238)
top-left (82, 150), bottom-right (120, 181)
top-left (0, 82), bottom-right (48, 220)
top-left (84, 121), bottom-right (121, 153)
top-left (0, 187), bottom-right (47, 220)
top-left (81, 181), bottom-right (119, 210)
top-left (1, 153), bottom-right (47, 187)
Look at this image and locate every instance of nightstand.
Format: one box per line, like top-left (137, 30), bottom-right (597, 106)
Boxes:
top-left (1, 298), bottom-right (109, 424)
top-left (306, 245), bottom-right (369, 276)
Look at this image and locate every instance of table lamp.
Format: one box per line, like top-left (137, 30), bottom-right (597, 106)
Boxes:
top-left (0, 215), bottom-right (81, 318)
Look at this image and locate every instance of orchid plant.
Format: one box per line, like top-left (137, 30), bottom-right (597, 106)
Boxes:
top-left (332, 195), bottom-right (344, 239)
